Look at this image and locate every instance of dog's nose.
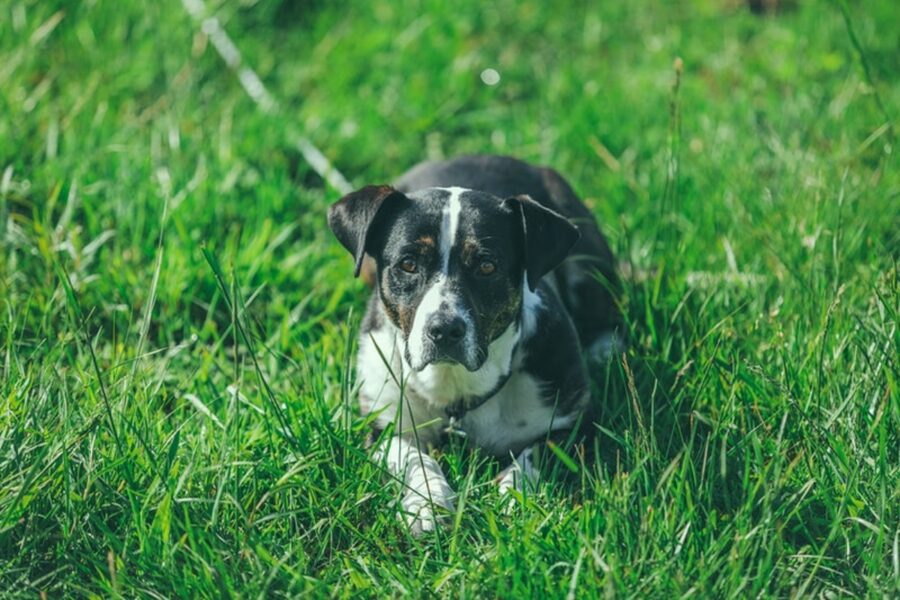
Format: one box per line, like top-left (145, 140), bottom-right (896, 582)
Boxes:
top-left (426, 315), bottom-right (466, 343)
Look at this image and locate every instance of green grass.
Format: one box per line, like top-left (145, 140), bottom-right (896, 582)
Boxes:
top-left (1, 0), bottom-right (898, 596)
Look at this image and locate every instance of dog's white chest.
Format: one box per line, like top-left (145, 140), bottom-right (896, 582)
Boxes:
top-left (459, 372), bottom-right (574, 456)
top-left (357, 292), bottom-right (579, 454)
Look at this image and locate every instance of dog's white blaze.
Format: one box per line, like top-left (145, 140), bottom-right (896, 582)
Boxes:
top-left (437, 186), bottom-right (466, 274)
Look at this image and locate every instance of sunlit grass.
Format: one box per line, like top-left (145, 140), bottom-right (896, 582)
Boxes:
top-left (1, 0), bottom-right (897, 596)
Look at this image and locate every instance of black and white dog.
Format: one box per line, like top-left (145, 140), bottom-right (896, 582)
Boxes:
top-left (328, 155), bottom-right (620, 534)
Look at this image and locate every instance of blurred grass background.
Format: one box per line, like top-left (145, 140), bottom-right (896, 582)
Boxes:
top-left (1, 0), bottom-right (898, 596)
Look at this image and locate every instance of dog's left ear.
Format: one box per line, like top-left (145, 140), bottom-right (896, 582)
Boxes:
top-left (505, 194), bottom-right (580, 291)
top-left (328, 185), bottom-right (407, 277)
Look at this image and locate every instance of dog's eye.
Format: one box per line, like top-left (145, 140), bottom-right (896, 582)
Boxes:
top-left (399, 257), bottom-right (418, 273)
top-left (477, 260), bottom-right (496, 276)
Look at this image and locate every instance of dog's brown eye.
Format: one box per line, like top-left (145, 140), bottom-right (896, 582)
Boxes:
top-left (478, 260), bottom-right (496, 276)
top-left (399, 257), bottom-right (417, 273)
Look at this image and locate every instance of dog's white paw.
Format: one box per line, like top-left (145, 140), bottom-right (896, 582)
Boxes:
top-left (402, 493), bottom-right (455, 536)
top-left (497, 468), bottom-right (528, 496)
top-left (496, 447), bottom-right (538, 513)
top-left (404, 503), bottom-right (439, 536)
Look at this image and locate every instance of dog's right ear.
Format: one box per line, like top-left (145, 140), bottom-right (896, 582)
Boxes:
top-left (504, 194), bottom-right (580, 291)
top-left (328, 185), bottom-right (407, 277)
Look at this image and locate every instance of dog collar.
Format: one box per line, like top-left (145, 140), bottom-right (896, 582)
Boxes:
top-left (444, 367), bottom-right (515, 421)
top-left (443, 323), bottom-right (523, 421)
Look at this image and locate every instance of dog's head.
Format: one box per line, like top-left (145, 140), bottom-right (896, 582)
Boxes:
top-left (328, 185), bottom-right (579, 372)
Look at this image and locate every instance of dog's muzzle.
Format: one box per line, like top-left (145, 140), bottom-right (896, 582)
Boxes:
top-left (416, 312), bottom-right (478, 371)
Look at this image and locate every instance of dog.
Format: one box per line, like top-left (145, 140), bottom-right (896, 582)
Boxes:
top-left (328, 155), bottom-right (621, 534)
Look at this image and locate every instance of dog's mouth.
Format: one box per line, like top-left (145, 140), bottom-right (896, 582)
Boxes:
top-left (406, 342), bottom-right (483, 373)
top-left (430, 355), bottom-right (473, 369)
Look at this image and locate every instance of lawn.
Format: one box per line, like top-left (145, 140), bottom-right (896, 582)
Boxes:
top-left (1, 0), bottom-right (898, 596)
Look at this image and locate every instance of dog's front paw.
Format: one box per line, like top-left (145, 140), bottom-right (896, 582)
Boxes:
top-left (404, 503), bottom-right (439, 536)
top-left (401, 493), bottom-right (455, 537)
top-left (497, 467), bottom-right (528, 496)
top-left (496, 447), bottom-right (538, 512)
